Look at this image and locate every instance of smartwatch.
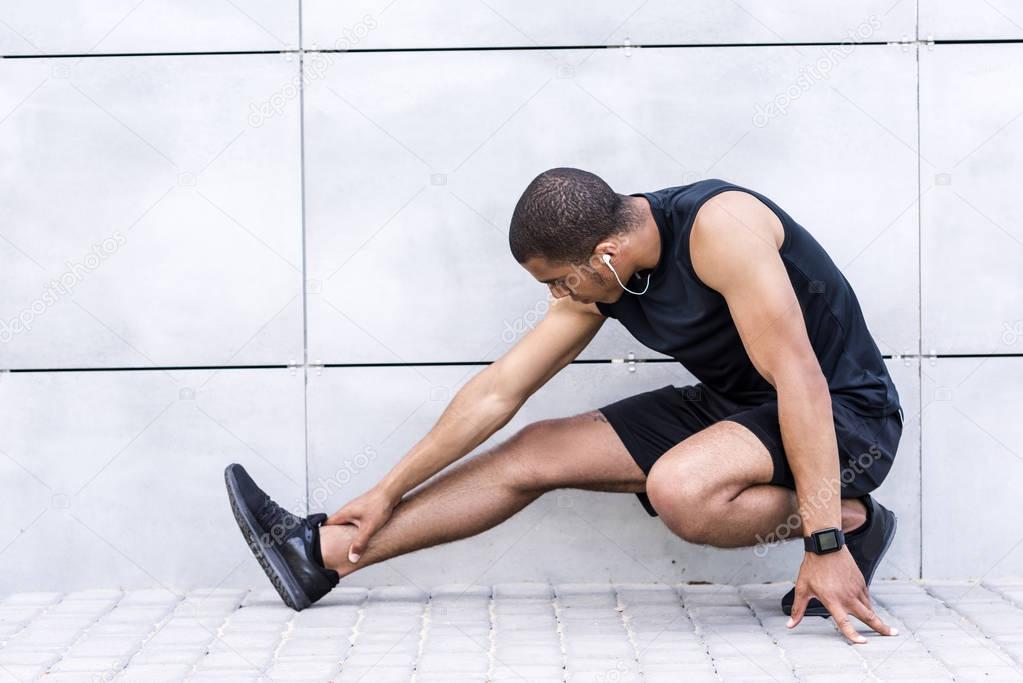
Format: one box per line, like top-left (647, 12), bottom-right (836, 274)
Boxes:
top-left (804, 527), bottom-right (845, 555)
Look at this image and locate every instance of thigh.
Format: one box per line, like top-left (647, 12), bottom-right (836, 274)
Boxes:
top-left (596, 382), bottom-right (735, 515)
top-left (497, 409), bottom-right (648, 494)
top-left (645, 419), bottom-right (777, 513)
top-left (725, 399), bottom-right (902, 498)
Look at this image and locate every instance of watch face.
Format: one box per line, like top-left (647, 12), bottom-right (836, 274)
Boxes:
top-left (818, 531), bottom-right (839, 551)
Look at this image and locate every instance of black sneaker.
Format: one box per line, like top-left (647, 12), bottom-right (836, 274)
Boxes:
top-left (224, 463), bottom-right (339, 611)
top-left (781, 493), bottom-right (898, 618)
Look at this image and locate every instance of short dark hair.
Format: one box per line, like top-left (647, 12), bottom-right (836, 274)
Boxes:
top-left (508, 167), bottom-right (641, 265)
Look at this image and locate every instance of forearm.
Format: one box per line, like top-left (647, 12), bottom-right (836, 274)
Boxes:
top-left (376, 370), bottom-right (520, 502)
top-left (777, 373), bottom-right (841, 535)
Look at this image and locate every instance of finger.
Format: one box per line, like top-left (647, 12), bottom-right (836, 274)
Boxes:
top-left (326, 508), bottom-right (355, 525)
top-left (828, 604), bottom-right (867, 644)
top-left (348, 526), bottom-right (375, 563)
top-left (853, 599), bottom-right (899, 637)
top-left (787, 587), bottom-right (810, 628)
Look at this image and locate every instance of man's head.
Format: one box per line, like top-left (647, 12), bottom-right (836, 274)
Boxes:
top-left (509, 167), bottom-right (649, 304)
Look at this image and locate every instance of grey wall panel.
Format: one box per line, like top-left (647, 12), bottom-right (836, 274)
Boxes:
top-left (0, 1), bottom-right (299, 55)
top-left (0, 55), bottom-right (303, 368)
top-left (638, 45), bottom-right (920, 359)
top-left (302, 0), bottom-right (913, 50)
top-left (920, 44), bottom-right (1023, 355)
top-left (0, 368), bottom-right (305, 592)
top-left (920, 1), bottom-right (1023, 40)
top-left (304, 45), bottom-right (918, 364)
top-left (922, 357), bottom-right (1023, 578)
top-left (307, 360), bottom-right (920, 586)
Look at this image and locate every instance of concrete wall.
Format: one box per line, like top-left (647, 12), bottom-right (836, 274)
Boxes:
top-left (0, 1), bottom-right (1019, 591)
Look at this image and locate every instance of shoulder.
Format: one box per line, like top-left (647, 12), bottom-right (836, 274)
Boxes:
top-left (689, 190), bottom-right (786, 291)
top-left (691, 190), bottom-right (784, 250)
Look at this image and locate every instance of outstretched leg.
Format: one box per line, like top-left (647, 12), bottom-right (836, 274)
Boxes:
top-left (320, 410), bottom-right (646, 576)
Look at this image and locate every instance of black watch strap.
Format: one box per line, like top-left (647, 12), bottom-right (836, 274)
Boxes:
top-left (804, 527), bottom-right (845, 554)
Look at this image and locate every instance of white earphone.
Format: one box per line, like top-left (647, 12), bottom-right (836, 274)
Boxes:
top-left (601, 253), bottom-right (651, 295)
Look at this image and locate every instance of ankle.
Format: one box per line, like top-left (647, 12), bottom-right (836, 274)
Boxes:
top-left (840, 497), bottom-right (868, 533)
top-left (319, 523), bottom-right (360, 576)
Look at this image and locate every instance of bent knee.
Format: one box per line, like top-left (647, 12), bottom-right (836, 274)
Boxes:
top-left (645, 459), bottom-right (719, 544)
top-left (646, 457), bottom-right (711, 510)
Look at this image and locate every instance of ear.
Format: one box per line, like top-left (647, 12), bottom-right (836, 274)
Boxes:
top-left (592, 241), bottom-right (619, 265)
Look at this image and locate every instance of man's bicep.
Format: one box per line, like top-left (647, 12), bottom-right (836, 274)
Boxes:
top-left (724, 260), bottom-right (820, 387)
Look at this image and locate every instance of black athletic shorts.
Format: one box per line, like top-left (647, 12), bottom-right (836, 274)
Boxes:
top-left (597, 382), bottom-right (904, 517)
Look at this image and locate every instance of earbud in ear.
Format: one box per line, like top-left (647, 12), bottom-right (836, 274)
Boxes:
top-left (601, 251), bottom-right (652, 295)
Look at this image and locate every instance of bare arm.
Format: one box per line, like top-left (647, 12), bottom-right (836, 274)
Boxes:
top-left (691, 192), bottom-right (838, 533)
top-left (375, 295), bottom-right (606, 502)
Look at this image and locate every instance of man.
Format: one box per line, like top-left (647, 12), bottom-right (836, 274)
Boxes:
top-left (225, 167), bottom-right (904, 645)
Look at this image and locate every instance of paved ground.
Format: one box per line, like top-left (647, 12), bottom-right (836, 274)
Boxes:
top-left (3, 580), bottom-right (1023, 682)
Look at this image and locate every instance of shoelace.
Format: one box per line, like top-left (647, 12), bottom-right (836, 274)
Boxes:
top-left (255, 495), bottom-right (284, 531)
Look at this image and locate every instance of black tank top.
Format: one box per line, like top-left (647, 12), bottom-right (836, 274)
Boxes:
top-left (595, 179), bottom-right (901, 418)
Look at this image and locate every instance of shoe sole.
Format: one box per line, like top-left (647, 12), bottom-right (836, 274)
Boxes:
top-left (224, 467), bottom-right (311, 611)
top-left (783, 511), bottom-right (898, 619)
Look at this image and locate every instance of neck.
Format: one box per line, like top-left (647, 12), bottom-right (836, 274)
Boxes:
top-left (630, 196), bottom-right (662, 275)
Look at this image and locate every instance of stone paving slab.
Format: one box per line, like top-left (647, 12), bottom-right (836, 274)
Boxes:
top-left (2, 580), bottom-right (1023, 681)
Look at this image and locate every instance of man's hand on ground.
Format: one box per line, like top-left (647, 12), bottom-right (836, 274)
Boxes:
top-left (325, 487), bottom-right (397, 564)
top-left (787, 547), bottom-right (898, 644)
